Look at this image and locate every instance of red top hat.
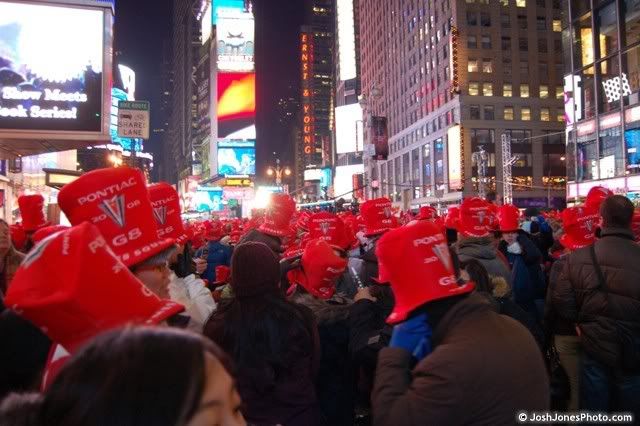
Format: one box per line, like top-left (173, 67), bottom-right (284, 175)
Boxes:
top-left (4, 222), bottom-right (184, 353)
top-left (288, 239), bottom-right (348, 300)
top-left (296, 210), bottom-right (312, 232)
top-left (632, 209), bottom-right (640, 242)
top-left (9, 224), bottom-right (26, 251)
top-left (416, 206), bottom-right (438, 221)
top-left (361, 197), bottom-right (399, 237)
top-left (585, 186), bottom-right (613, 212)
top-left (307, 211), bottom-right (351, 251)
top-left (259, 193), bottom-right (296, 237)
top-left (18, 194), bottom-right (49, 232)
top-left (444, 206), bottom-right (460, 230)
top-left (498, 204), bottom-right (520, 233)
top-left (560, 206), bottom-right (599, 250)
top-left (213, 265), bottom-right (231, 287)
top-left (32, 226), bottom-right (70, 244)
top-left (376, 221), bottom-right (475, 324)
top-left (58, 167), bottom-right (174, 267)
top-left (148, 183), bottom-right (189, 245)
top-left (459, 198), bottom-right (493, 238)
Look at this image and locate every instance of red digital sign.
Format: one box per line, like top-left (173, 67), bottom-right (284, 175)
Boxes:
top-left (301, 32), bottom-right (314, 159)
top-left (217, 72), bottom-right (255, 138)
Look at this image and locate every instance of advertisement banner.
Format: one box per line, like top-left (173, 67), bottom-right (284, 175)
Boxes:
top-left (370, 116), bottom-right (389, 160)
top-left (194, 188), bottom-right (224, 213)
top-left (0, 2), bottom-right (106, 133)
top-left (352, 173), bottom-right (364, 200)
top-left (335, 103), bottom-right (363, 154)
top-left (217, 140), bottom-right (255, 176)
top-left (216, 6), bottom-right (254, 72)
top-left (217, 72), bottom-right (255, 138)
top-left (447, 124), bottom-right (463, 190)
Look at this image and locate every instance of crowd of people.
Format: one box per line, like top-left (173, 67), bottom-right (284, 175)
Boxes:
top-left (0, 166), bottom-right (638, 426)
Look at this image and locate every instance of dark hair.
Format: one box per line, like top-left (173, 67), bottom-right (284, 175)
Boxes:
top-left (600, 195), bottom-right (634, 229)
top-left (460, 259), bottom-right (492, 293)
top-left (39, 327), bottom-right (229, 426)
top-left (173, 241), bottom-right (195, 279)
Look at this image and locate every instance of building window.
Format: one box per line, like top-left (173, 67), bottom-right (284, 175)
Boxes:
top-left (468, 35), bottom-right (477, 48)
top-left (538, 38), bottom-right (547, 53)
top-left (469, 82), bottom-right (480, 95)
top-left (480, 13), bottom-right (491, 27)
top-left (481, 35), bottom-right (492, 49)
top-left (468, 59), bottom-right (479, 72)
top-left (482, 59), bottom-right (492, 73)
top-left (470, 105), bottom-right (481, 119)
top-left (467, 11), bottom-right (477, 26)
top-left (624, 0), bottom-right (640, 46)
top-left (536, 0), bottom-right (546, 7)
top-left (520, 84), bottom-right (530, 97)
top-left (519, 60), bottom-right (528, 74)
top-left (501, 36), bottom-right (512, 50)
top-left (536, 16), bottom-right (546, 30)
top-left (519, 37), bottom-right (528, 51)
top-left (552, 19), bottom-right (561, 32)
top-left (501, 14), bottom-right (511, 28)
top-left (554, 39), bottom-right (562, 53)
top-left (483, 83), bottom-right (493, 96)
top-left (541, 108), bottom-right (550, 121)
top-left (503, 59), bottom-right (512, 74)
top-left (516, 0), bottom-right (526, 7)
top-left (596, 3), bottom-right (619, 58)
top-left (517, 15), bottom-right (527, 29)
top-left (500, 0), bottom-right (509, 5)
top-left (540, 85), bottom-right (549, 98)
top-left (555, 87), bottom-right (563, 99)
top-left (484, 106), bottom-right (495, 120)
top-left (504, 106), bottom-right (515, 120)
top-left (503, 83), bottom-right (513, 97)
top-left (539, 62), bottom-right (549, 81)
top-left (557, 109), bottom-right (565, 122)
top-left (521, 107), bottom-right (531, 120)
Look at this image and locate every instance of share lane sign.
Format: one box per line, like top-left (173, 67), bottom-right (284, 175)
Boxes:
top-left (118, 101), bottom-right (150, 139)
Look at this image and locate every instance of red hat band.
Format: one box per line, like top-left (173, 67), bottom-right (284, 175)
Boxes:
top-left (58, 167), bottom-right (174, 267)
top-left (148, 183), bottom-right (189, 245)
top-left (376, 221), bottom-right (475, 324)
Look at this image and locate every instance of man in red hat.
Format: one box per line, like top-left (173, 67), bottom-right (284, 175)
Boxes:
top-left (194, 219), bottom-right (232, 284)
top-left (58, 167), bottom-right (176, 302)
top-left (17, 194), bottom-right (50, 252)
top-left (149, 183), bottom-right (216, 333)
top-left (456, 198), bottom-right (512, 289)
top-left (372, 220), bottom-right (549, 425)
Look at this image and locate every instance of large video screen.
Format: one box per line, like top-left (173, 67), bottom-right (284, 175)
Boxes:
top-left (217, 72), bottom-right (255, 138)
top-left (218, 140), bottom-right (255, 176)
top-left (0, 1), bottom-right (105, 132)
top-left (217, 7), bottom-right (254, 72)
top-left (625, 128), bottom-right (640, 171)
top-left (194, 188), bottom-right (224, 213)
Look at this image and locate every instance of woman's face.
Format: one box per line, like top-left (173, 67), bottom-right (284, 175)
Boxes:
top-left (502, 232), bottom-right (518, 245)
top-left (187, 353), bottom-right (246, 426)
top-left (134, 263), bottom-right (172, 299)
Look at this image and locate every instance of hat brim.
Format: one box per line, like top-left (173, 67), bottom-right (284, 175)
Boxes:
top-left (559, 234), bottom-right (593, 251)
top-left (258, 224), bottom-right (289, 238)
top-left (123, 237), bottom-right (175, 267)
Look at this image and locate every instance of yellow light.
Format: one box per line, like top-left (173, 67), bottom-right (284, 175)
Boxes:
top-left (266, 168), bottom-right (274, 176)
top-left (284, 168), bottom-right (292, 176)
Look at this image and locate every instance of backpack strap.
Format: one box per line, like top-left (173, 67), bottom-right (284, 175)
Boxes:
top-left (589, 244), bottom-right (606, 290)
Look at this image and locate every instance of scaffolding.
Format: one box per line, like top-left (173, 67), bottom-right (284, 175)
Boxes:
top-left (501, 134), bottom-right (518, 205)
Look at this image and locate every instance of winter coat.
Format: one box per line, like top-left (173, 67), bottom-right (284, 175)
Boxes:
top-left (290, 292), bottom-right (355, 426)
top-left (552, 228), bottom-right (640, 369)
top-left (372, 293), bottom-right (549, 426)
top-left (195, 241), bottom-right (232, 283)
top-left (456, 237), bottom-right (512, 287)
top-left (0, 247), bottom-right (24, 297)
top-left (543, 257), bottom-right (578, 338)
top-left (499, 234), bottom-right (546, 312)
top-left (168, 273), bottom-right (216, 333)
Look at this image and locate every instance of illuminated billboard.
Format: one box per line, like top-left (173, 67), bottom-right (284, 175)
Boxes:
top-left (195, 188), bottom-right (224, 213)
top-left (201, 3), bottom-right (212, 45)
top-left (447, 125), bottom-right (463, 190)
top-left (301, 32), bottom-right (315, 164)
top-left (336, 0), bottom-right (356, 81)
top-left (335, 103), bottom-right (363, 154)
top-left (214, 0), bottom-right (246, 24)
top-left (217, 72), bottom-right (255, 138)
top-left (218, 140), bottom-right (255, 176)
top-left (217, 6), bottom-right (254, 72)
top-left (334, 164), bottom-right (364, 201)
top-left (0, 1), bottom-right (111, 136)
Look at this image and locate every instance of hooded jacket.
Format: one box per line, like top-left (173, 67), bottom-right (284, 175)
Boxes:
top-left (168, 273), bottom-right (216, 333)
top-left (456, 237), bottom-right (512, 287)
top-left (372, 293), bottom-right (549, 426)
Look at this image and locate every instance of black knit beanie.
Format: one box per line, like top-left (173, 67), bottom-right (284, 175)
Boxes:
top-left (231, 242), bottom-right (281, 298)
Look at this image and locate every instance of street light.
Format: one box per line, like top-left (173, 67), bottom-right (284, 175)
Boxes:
top-left (266, 158), bottom-right (292, 186)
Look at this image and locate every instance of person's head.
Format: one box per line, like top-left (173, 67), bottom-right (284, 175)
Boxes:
top-left (238, 228), bottom-right (282, 254)
top-left (0, 220), bottom-right (11, 256)
top-left (600, 195), bottom-right (634, 230)
top-left (39, 327), bottom-right (245, 426)
top-left (459, 259), bottom-right (492, 293)
top-left (230, 242), bottom-right (281, 298)
top-left (130, 246), bottom-right (177, 299)
top-left (502, 231), bottom-right (518, 245)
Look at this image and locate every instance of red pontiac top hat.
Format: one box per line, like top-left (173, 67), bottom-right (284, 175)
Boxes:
top-left (307, 211), bottom-right (351, 251)
top-left (459, 198), bottom-right (493, 238)
top-left (444, 206), bottom-right (461, 230)
top-left (18, 194), bottom-right (49, 232)
top-left (585, 186), bottom-right (613, 212)
top-left (32, 226), bottom-right (70, 244)
top-left (4, 223), bottom-right (184, 353)
top-left (360, 197), bottom-right (399, 237)
top-left (498, 204), bottom-right (520, 233)
top-left (376, 221), bottom-right (475, 324)
top-left (259, 193), bottom-right (296, 237)
top-left (148, 183), bottom-right (189, 245)
top-left (296, 210), bottom-right (312, 232)
top-left (560, 207), bottom-right (599, 251)
top-left (288, 239), bottom-right (348, 300)
top-left (416, 206), bottom-right (438, 221)
top-left (58, 167), bottom-right (174, 267)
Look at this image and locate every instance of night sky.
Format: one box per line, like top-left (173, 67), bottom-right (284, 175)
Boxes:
top-left (114, 0), bottom-right (304, 176)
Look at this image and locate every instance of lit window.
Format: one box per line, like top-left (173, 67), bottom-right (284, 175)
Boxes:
top-left (541, 108), bottom-right (550, 121)
top-left (503, 83), bottom-right (513, 97)
top-left (556, 87), bottom-right (563, 99)
top-left (504, 106), bottom-right (514, 120)
top-left (516, 0), bottom-right (526, 6)
top-left (520, 84), bottom-right (530, 97)
top-left (500, 0), bottom-right (509, 5)
top-left (522, 107), bottom-right (531, 120)
top-left (468, 59), bottom-right (479, 72)
top-left (557, 109), bottom-right (565, 122)
top-left (482, 59), bottom-right (493, 73)
top-left (540, 85), bottom-right (549, 98)
top-left (483, 83), bottom-right (493, 96)
top-left (469, 82), bottom-right (480, 95)
top-left (553, 19), bottom-right (561, 32)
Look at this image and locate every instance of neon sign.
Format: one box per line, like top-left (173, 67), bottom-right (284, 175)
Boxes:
top-left (301, 32), bottom-right (315, 159)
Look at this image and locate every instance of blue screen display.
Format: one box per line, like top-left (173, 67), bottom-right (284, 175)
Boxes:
top-left (218, 140), bottom-right (255, 176)
top-left (625, 128), bottom-right (640, 170)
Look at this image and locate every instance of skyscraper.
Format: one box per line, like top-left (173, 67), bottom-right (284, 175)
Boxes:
top-left (359, 0), bottom-right (566, 209)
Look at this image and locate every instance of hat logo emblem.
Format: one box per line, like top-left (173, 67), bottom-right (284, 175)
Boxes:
top-left (584, 220), bottom-right (593, 232)
top-left (153, 206), bottom-right (167, 226)
top-left (320, 222), bottom-right (330, 235)
top-left (432, 242), bottom-right (453, 273)
top-left (99, 195), bottom-right (127, 228)
top-left (383, 207), bottom-right (392, 218)
top-left (476, 211), bottom-right (486, 224)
